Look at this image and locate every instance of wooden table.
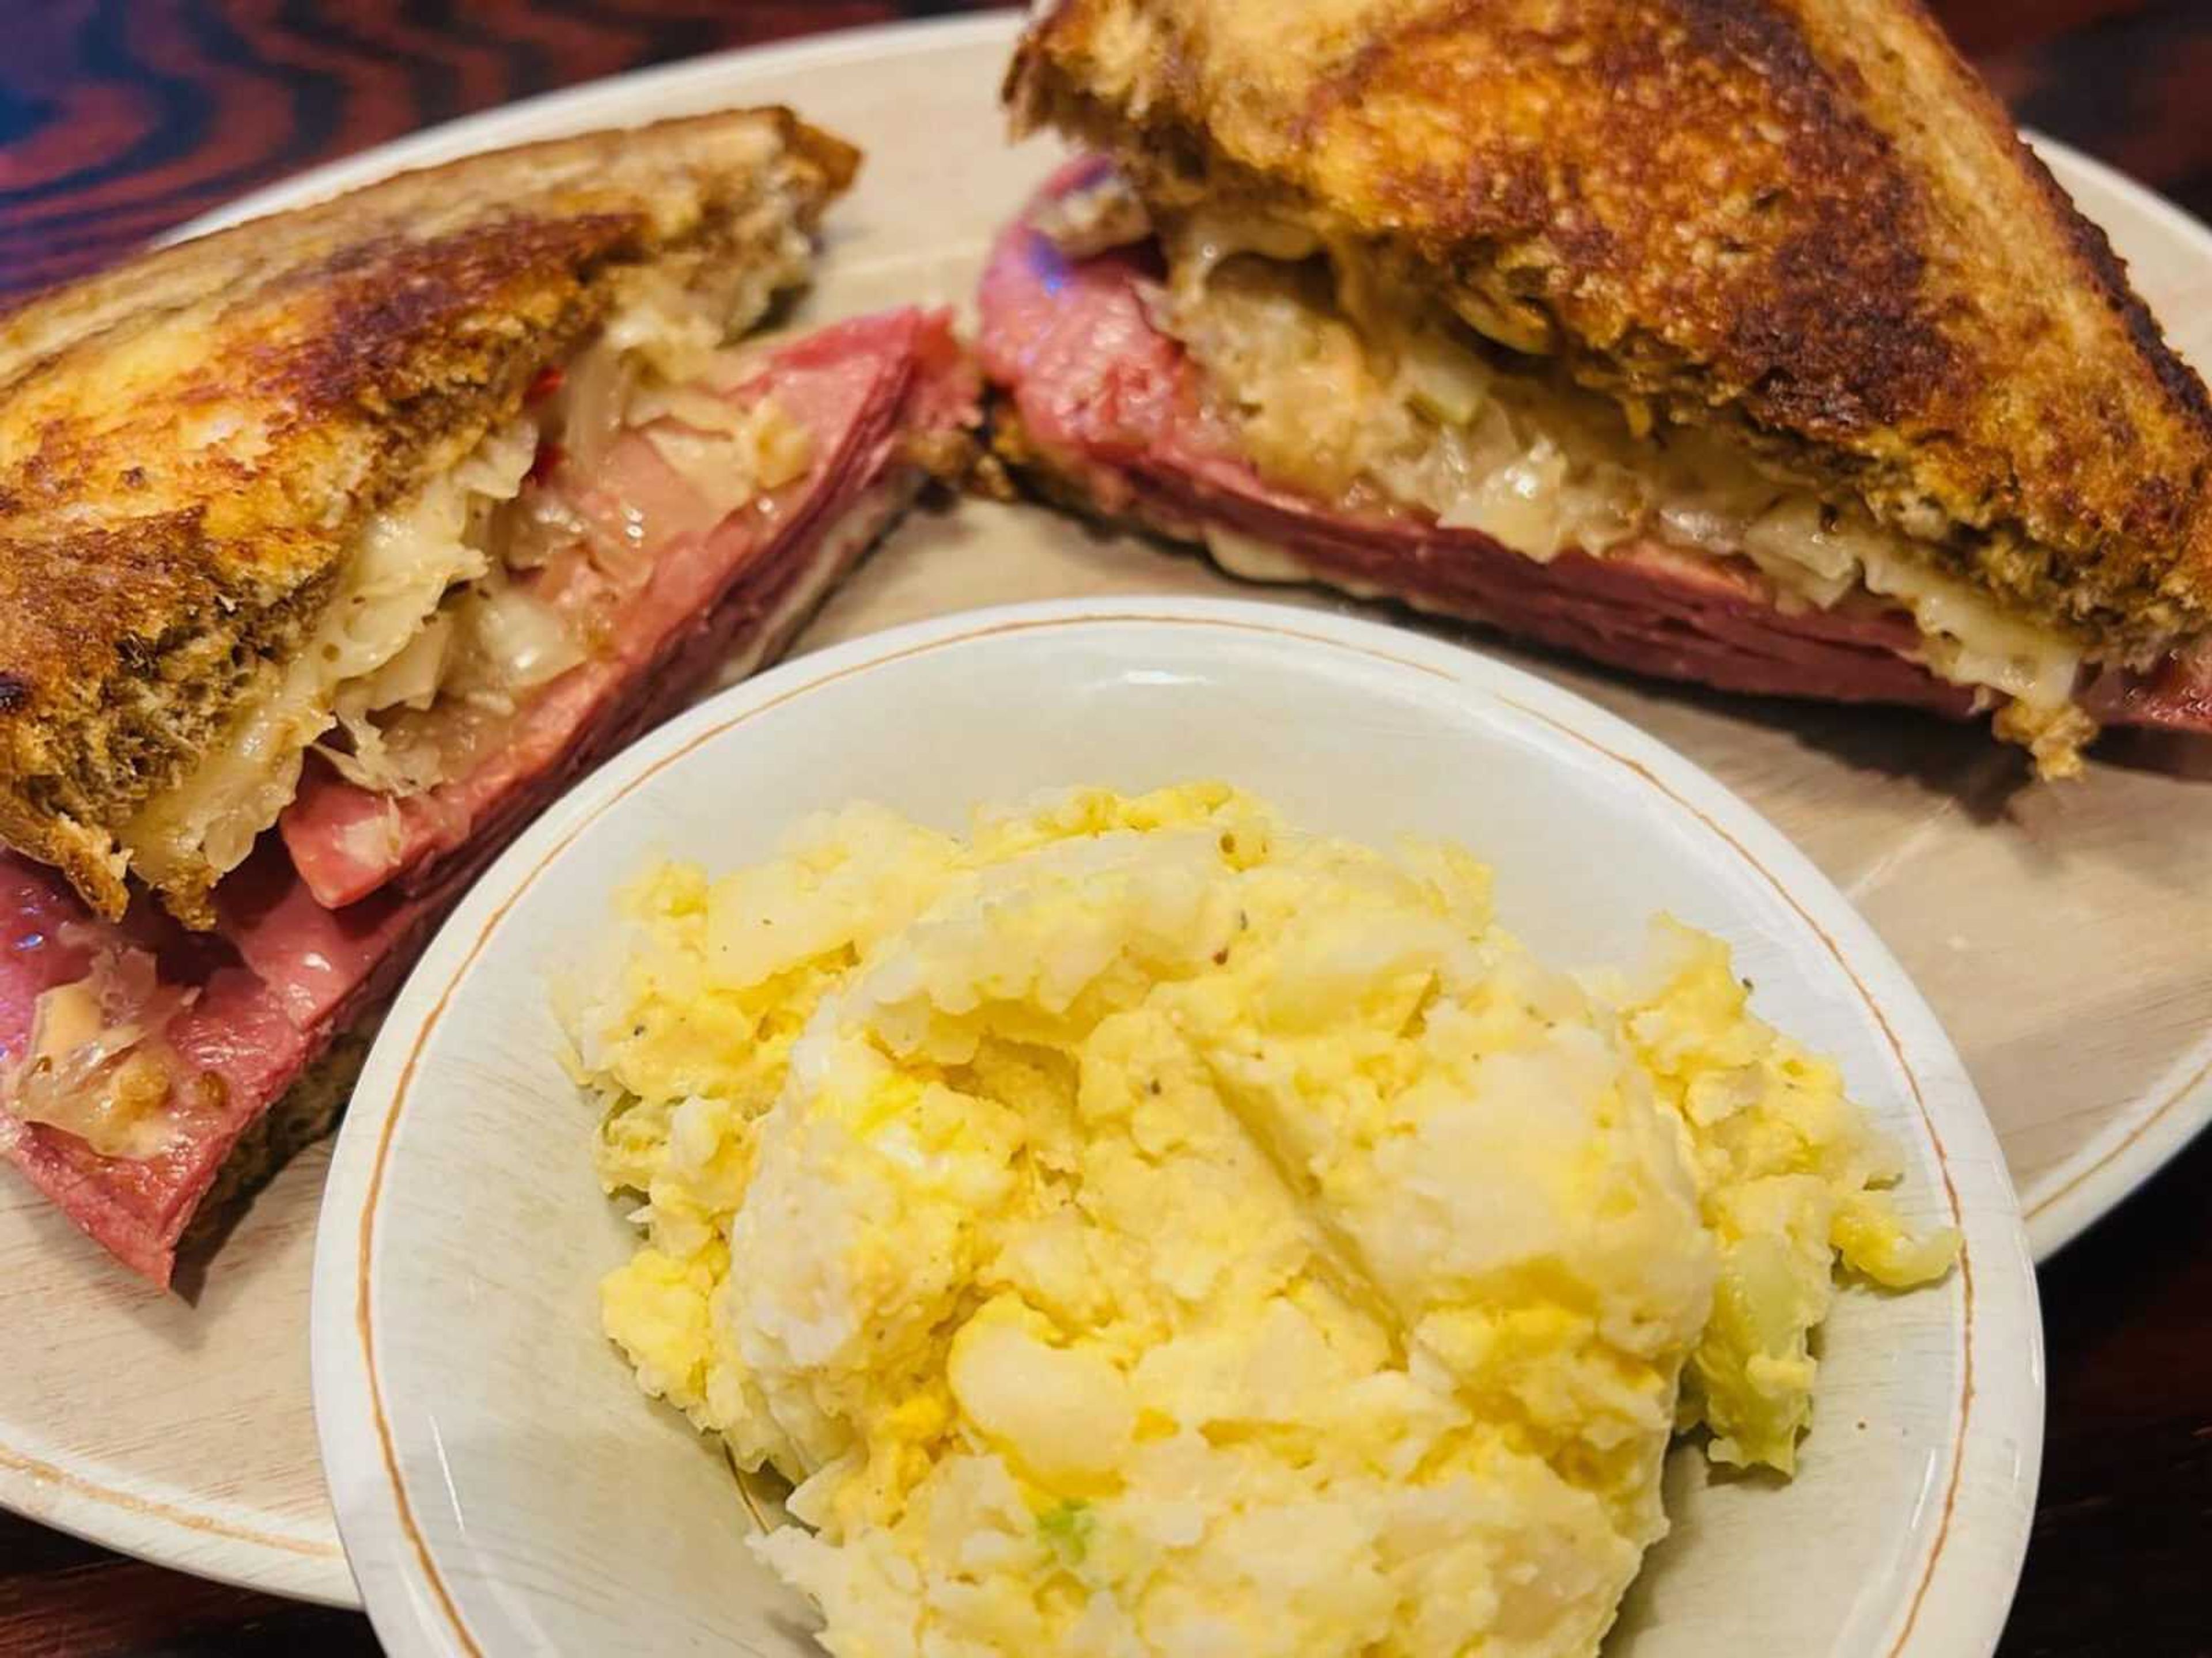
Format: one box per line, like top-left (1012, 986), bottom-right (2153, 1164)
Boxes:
top-left (2, 2), bottom-right (2208, 1653)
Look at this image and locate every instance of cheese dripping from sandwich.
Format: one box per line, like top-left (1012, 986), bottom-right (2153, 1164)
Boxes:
top-left (117, 233), bottom-right (819, 904)
top-left (1052, 172), bottom-right (2101, 774)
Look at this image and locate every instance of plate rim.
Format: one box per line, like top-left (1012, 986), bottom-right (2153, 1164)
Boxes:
top-left (309, 594), bottom-right (2042, 1658)
top-left (1938, 131), bottom-right (2212, 1258)
top-left (0, 1421), bottom-right (350, 1605)
top-left (2, 4), bottom-right (2192, 1606)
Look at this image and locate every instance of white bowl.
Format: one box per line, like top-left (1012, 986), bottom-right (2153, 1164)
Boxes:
top-left (310, 595), bottom-right (2040, 1658)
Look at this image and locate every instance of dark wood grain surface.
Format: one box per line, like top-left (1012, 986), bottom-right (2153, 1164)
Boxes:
top-left (2, 2), bottom-right (2210, 1654)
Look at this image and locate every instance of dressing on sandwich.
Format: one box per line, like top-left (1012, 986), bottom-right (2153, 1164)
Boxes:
top-left (119, 241), bottom-right (816, 896)
top-left (1059, 175), bottom-right (2094, 767)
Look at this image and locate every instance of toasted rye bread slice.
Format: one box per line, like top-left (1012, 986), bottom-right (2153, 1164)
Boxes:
top-left (0, 109), bottom-right (857, 923)
top-left (1008, 0), bottom-right (2212, 658)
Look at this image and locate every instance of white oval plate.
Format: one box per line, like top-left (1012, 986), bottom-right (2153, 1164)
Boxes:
top-left (0, 9), bottom-right (2188, 1606)
top-left (310, 596), bottom-right (2040, 1658)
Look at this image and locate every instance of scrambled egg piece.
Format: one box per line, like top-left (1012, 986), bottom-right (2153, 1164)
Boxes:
top-left (573, 785), bottom-right (1955, 1657)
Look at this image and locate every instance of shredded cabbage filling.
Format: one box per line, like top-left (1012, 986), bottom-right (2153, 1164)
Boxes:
top-left (1, 932), bottom-right (208, 1159)
top-left (1048, 173), bottom-right (2112, 771)
top-left (120, 233), bottom-right (818, 889)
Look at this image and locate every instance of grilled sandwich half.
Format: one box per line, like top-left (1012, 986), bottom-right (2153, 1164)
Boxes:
top-left (0, 110), bottom-right (978, 1281)
top-left (983, 0), bottom-right (2212, 774)
top-left (3, 107), bottom-right (848, 924)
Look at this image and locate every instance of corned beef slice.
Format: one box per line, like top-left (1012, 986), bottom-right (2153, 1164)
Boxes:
top-left (979, 161), bottom-right (2212, 730)
top-left (0, 309), bottom-right (976, 1285)
top-left (0, 854), bottom-right (327, 1285)
top-left (282, 309), bottom-right (972, 909)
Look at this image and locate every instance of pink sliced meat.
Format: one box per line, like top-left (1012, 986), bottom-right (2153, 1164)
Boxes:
top-left (282, 309), bottom-right (976, 911)
top-left (0, 856), bottom-right (323, 1284)
top-left (2081, 648), bottom-right (2212, 730)
top-left (979, 158), bottom-right (2212, 731)
top-left (0, 308), bottom-right (978, 1285)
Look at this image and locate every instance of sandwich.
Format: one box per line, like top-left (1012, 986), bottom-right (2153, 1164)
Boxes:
top-left (0, 109), bottom-right (978, 1283)
top-left (983, 0), bottom-right (2212, 775)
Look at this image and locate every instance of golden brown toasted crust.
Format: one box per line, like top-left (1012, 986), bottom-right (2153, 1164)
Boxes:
top-left (1009, 0), bottom-right (2212, 653)
top-left (0, 108), bottom-right (857, 921)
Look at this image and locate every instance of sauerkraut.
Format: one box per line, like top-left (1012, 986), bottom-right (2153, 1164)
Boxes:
top-left (1088, 183), bottom-right (2094, 751)
top-left (123, 239), bottom-right (816, 885)
top-left (2, 940), bottom-right (203, 1159)
top-left (120, 437), bottom-right (520, 889)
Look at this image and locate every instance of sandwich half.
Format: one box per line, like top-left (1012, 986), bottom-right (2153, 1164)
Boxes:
top-left (984, 0), bottom-right (2212, 774)
top-left (0, 110), bottom-right (978, 1282)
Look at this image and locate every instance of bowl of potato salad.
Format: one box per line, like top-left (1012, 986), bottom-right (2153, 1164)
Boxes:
top-left (310, 599), bottom-right (2039, 1658)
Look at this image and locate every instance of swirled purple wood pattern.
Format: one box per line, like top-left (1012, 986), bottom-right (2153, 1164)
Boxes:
top-left (2, 4), bottom-right (2210, 1655)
